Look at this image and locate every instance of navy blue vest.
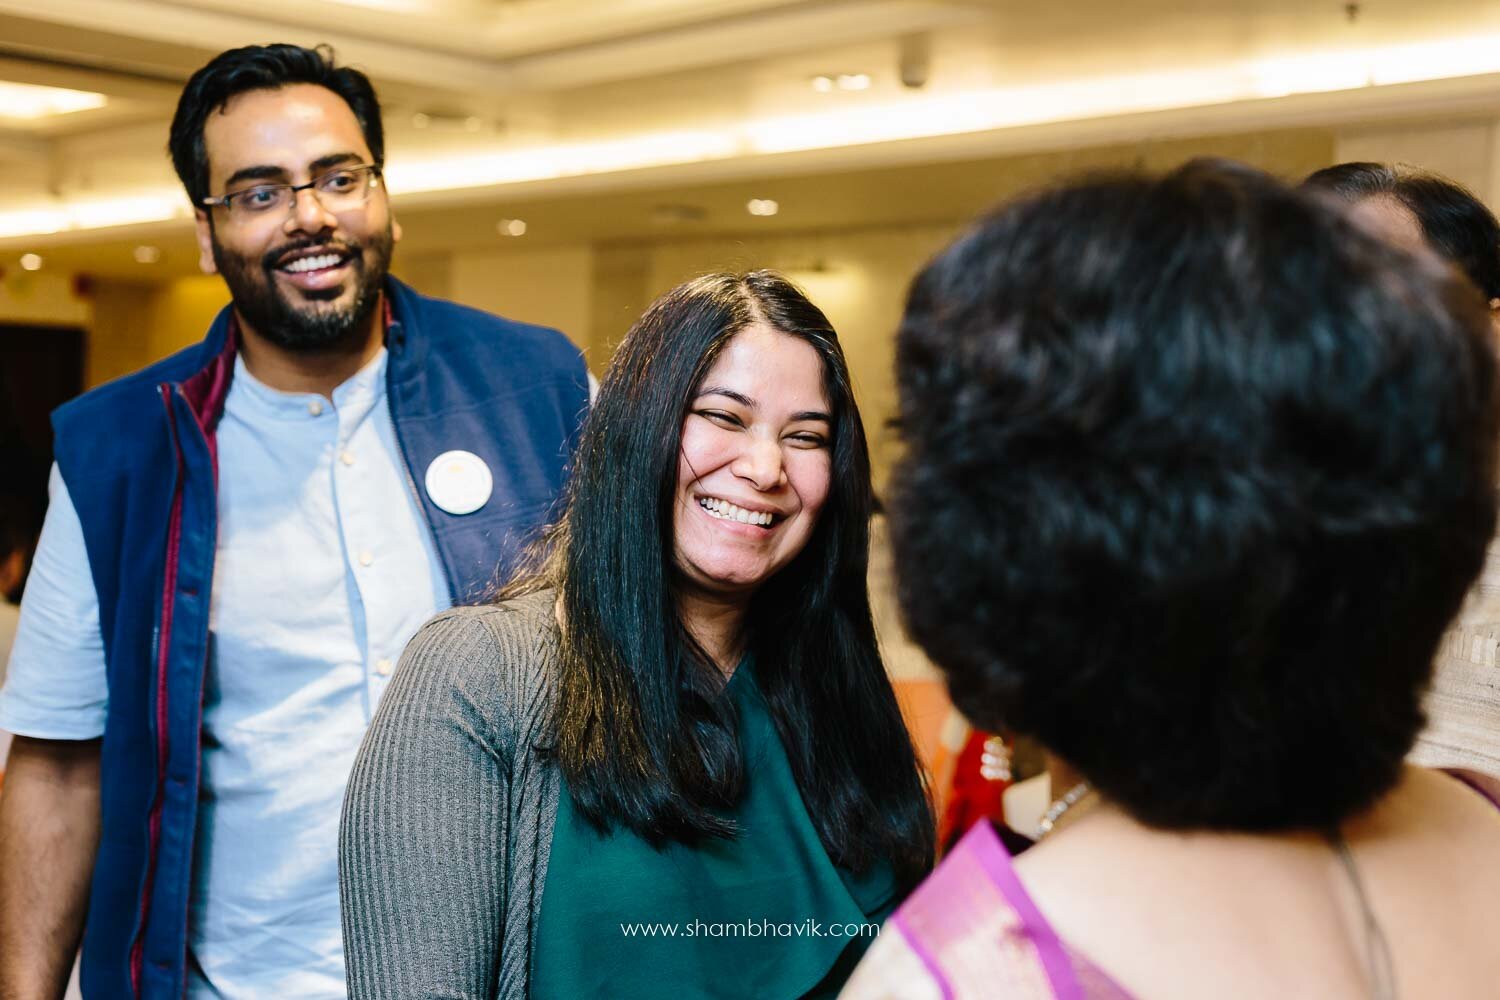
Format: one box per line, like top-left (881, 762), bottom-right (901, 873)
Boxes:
top-left (52, 277), bottom-right (589, 998)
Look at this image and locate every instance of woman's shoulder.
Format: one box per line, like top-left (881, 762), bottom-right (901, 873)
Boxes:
top-left (411, 591), bottom-right (558, 669)
top-left (845, 822), bottom-right (1133, 999)
top-left (1400, 765), bottom-right (1500, 851)
top-left (397, 590), bottom-right (562, 742)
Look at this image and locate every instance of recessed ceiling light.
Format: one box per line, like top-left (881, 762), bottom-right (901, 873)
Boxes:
top-left (0, 80), bottom-right (107, 120)
top-left (746, 199), bottom-right (779, 217)
top-left (811, 73), bottom-right (871, 93)
top-left (411, 109), bottom-right (494, 134)
top-left (498, 218), bottom-right (528, 236)
top-left (19, 253), bottom-right (42, 271)
top-left (134, 245), bottom-right (161, 264)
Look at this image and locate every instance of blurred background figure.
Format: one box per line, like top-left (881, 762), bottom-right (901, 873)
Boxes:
top-left (936, 730), bottom-right (1051, 854)
top-left (0, 488), bottom-right (42, 769)
top-left (1303, 161), bottom-right (1500, 321)
top-left (845, 159), bottom-right (1500, 999)
top-left (0, 490), bottom-right (38, 646)
top-left (1305, 162), bottom-right (1500, 782)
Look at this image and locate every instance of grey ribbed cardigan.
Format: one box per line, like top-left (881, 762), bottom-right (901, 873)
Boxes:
top-left (339, 592), bottom-right (563, 1000)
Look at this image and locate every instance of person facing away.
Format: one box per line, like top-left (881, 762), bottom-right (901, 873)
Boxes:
top-left (841, 159), bottom-right (1500, 999)
top-left (0, 43), bottom-right (589, 1000)
top-left (339, 271), bottom-right (936, 1000)
top-left (1304, 161), bottom-right (1500, 782)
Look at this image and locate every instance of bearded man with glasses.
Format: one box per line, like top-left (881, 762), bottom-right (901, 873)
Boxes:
top-left (0, 43), bottom-right (591, 1000)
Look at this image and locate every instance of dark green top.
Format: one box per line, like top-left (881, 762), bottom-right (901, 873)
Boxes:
top-left (532, 657), bottom-right (897, 999)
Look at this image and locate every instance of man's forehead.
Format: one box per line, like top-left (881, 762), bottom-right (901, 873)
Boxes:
top-left (203, 84), bottom-right (370, 180)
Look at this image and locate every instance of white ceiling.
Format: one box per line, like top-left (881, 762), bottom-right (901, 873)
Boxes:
top-left (3, 0), bottom-right (1500, 260)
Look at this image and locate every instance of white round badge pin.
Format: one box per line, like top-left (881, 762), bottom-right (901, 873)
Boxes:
top-left (425, 450), bottom-right (493, 515)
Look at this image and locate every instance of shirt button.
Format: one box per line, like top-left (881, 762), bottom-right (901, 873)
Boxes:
top-left (358, 551), bottom-right (374, 567)
top-left (376, 658), bottom-right (393, 677)
top-left (307, 399), bottom-right (324, 417)
top-left (340, 450), bottom-right (355, 466)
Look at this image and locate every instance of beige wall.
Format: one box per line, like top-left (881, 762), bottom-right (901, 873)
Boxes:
top-left (87, 276), bottom-right (227, 388)
top-left (87, 281), bottom-right (156, 387)
top-left (0, 269), bottom-right (225, 388)
top-left (391, 252), bottom-right (452, 301)
top-left (1335, 119), bottom-right (1500, 202)
top-left (0, 272), bottom-right (89, 328)
top-left (147, 277), bottom-right (230, 362)
top-left (448, 246), bottom-right (595, 359)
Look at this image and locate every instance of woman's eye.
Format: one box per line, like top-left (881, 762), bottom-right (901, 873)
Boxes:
top-left (788, 433), bottom-right (828, 448)
top-left (698, 410), bottom-right (742, 427)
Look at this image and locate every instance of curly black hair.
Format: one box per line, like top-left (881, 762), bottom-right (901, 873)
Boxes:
top-left (890, 158), bottom-right (1499, 832)
top-left (169, 43), bottom-right (384, 206)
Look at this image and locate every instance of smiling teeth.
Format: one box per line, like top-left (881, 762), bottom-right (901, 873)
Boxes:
top-left (699, 497), bottom-right (773, 526)
top-left (283, 253), bottom-right (343, 273)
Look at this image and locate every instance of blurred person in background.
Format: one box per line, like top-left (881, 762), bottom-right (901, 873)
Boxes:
top-left (0, 491), bottom-right (38, 646)
top-left (0, 489), bottom-right (42, 769)
top-left (1303, 161), bottom-right (1500, 319)
top-left (0, 43), bottom-right (588, 1000)
top-left (341, 271), bottom-right (934, 1000)
top-left (936, 730), bottom-right (1048, 855)
top-left (1305, 161), bottom-right (1500, 782)
top-left (843, 159), bottom-right (1500, 999)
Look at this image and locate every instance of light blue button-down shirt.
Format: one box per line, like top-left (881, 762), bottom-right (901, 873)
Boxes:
top-left (0, 347), bottom-right (449, 999)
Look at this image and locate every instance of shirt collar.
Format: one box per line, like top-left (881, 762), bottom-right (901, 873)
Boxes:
top-left (228, 347), bottom-right (388, 422)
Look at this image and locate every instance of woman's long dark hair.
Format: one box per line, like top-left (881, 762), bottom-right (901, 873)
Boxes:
top-left (503, 270), bottom-right (934, 887)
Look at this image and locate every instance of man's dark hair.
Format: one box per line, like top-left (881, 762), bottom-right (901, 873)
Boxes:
top-left (890, 159), bottom-right (1499, 832)
top-left (169, 43), bottom-right (385, 206)
top-left (503, 270), bottom-right (935, 888)
top-left (1304, 161), bottom-right (1500, 300)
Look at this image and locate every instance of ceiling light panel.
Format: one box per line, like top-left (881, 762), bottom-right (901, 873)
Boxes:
top-left (0, 80), bottom-right (107, 120)
top-left (321, 0), bottom-right (433, 11)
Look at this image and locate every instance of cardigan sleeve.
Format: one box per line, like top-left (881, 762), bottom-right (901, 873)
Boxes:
top-left (339, 608), bottom-right (520, 999)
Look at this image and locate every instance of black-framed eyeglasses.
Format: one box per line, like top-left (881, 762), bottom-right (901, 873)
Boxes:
top-left (202, 164), bottom-right (383, 220)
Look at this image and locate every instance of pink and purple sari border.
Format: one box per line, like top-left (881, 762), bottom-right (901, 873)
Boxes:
top-left (960, 823), bottom-right (1085, 1000)
top-left (889, 910), bottom-right (956, 1000)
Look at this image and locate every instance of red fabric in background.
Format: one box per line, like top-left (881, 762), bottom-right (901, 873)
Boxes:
top-left (939, 730), bottom-right (1010, 851)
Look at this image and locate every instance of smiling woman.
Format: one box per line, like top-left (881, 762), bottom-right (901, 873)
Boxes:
top-left (340, 270), bottom-right (935, 1000)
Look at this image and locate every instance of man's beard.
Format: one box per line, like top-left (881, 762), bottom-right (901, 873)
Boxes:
top-left (212, 225), bottom-right (395, 353)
